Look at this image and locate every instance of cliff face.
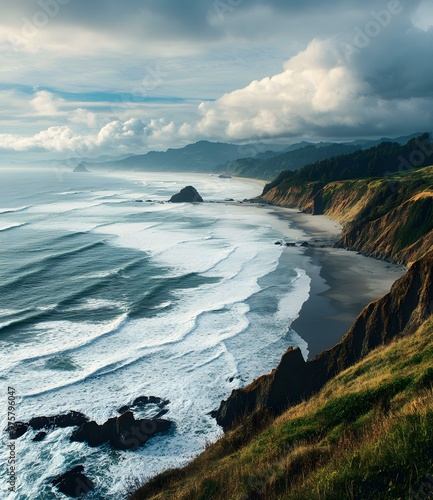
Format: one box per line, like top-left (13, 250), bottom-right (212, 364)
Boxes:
top-left (340, 192), bottom-right (433, 264)
top-left (215, 252), bottom-right (433, 430)
top-left (262, 166), bottom-right (433, 265)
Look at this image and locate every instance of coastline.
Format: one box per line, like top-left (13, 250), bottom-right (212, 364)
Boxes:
top-left (261, 206), bottom-right (406, 358)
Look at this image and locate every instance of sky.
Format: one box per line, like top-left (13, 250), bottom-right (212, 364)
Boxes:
top-left (0, 0), bottom-right (432, 158)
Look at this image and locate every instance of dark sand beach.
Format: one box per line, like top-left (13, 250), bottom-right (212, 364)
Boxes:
top-left (266, 207), bottom-right (406, 358)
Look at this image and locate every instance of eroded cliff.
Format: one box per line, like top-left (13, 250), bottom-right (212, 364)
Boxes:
top-left (215, 252), bottom-right (433, 430)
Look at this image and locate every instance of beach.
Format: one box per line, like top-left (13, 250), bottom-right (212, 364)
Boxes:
top-left (262, 206), bottom-right (406, 358)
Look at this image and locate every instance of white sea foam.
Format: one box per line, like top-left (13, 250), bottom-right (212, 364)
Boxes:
top-left (0, 205), bottom-right (31, 214)
top-left (0, 171), bottom-right (312, 499)
top-left (0, 222), bottom-right (27, 232)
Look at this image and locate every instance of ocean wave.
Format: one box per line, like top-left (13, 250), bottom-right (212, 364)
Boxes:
top-left (0, 222), bottom-right (28, 232)
top-left (8, 239), bottom-right (107, 278)
top-left (29, 201), bottom-right (103, 213)
top-left (0, 205), bottom-right (31, 215)
top-left (0, 305), bottom-right (58, 334)
top-left (4, 314), bottom-right (129, 377)
top-left (18, 302), bottom-right (250, 400)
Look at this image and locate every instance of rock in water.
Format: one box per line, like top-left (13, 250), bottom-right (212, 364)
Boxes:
top-left (32, 431), bottom-right (47, 442)
top-left (70, 411), bottom-right (172, 451)
top-left (52, 466), bottom-right (94, 498)
top-left (8, 422), bottom-right (28, 439)
top-left (73, 162), bottom-right (89, 173)
top-left (8, 411), bottom-right (89, 439)
top-left (169, 186), bottom-right (204, 203)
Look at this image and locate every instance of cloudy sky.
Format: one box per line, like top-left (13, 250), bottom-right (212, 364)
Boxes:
top-left (0, 0), bottom-right (432, 158)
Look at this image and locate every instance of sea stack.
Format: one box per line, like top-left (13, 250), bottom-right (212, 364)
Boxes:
top-left (169, 186), bottom-right (204, 203)
top-left (73, 162), bottom-right (89, 173)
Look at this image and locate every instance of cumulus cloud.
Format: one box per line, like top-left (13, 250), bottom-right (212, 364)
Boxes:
top-left (0, 118), bottom-right (176, 154)
top-left (191, 19), bottom-right (433, 141)
top-left (69, 108), bottom-right (98, 128)
top-left (31, 90), bottom-right (63, 116)
top-left (412, 1), bottom-right (433, 31)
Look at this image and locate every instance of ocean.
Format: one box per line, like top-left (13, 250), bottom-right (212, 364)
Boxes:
top-left (0, 168), bottom-right (311, 499)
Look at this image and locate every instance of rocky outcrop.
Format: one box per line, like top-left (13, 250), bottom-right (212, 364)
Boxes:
top-left (33, 431), bottom-right (47, 442)
top-left (70, 411), bottom-right (172, 451)
top-left (215, 252), bottom-right (433, 430)
top-left (8, 411), bottom-right (88, 439)
top-left (73, 162), bottom-right (89, 173)
top-left (117, 395), bottom-right (169, 415)
top-left (169, 186), bottom-right (204, 203)
top-left (9, 421), bottom-right (29, 439)
top-left (52, 466), bottom-right (94, 498)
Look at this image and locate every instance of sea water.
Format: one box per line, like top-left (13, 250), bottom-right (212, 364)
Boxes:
top-left (0, 168), bottom-right (310, 499)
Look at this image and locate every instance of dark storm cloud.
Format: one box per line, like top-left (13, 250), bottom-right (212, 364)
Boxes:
top-left (0, 0), bottom-right (432, 151)
top-left (2, 0), bottom-right (413, 40)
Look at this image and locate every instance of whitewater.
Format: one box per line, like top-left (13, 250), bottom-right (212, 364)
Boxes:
top-left (0, 169), bottom-right (311, 499)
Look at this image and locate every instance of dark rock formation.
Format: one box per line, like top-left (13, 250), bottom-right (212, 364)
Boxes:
top-left (33, 431), bottom-right (47, 442)
top-left (70, 411), bottom-right (172, 451)
top-left (28, 416), bottom-right (51, 430)
top-left (8, 422), bottom-right (28, 439)
top-left (53, 412), bottom-right (89, 428)
top-left (169, 186), bottom-right (204, 203)
top-left (52, 466), bottom-right (94, 498)
top-left (215, 252), bottom-right (433, 430)
top-left (154, 409), bottom-right (169, 419)
top-left (8, 411), bottom-right (88, 439)
top-left (73, 162), bottom-right (89, 173)
top-left (116, 395), bottom-right (169, 415)
top-left (29, 411), bottom-right (88, 431)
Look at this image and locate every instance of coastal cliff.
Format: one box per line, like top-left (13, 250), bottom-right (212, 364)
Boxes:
top-left (215, 252), bottom-right (433, 430)
top-left (263, 168), bottom-right (433, 265)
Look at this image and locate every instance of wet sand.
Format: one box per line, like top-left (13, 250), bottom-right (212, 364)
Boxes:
top-left (265, 207), bottom-right (406, 358)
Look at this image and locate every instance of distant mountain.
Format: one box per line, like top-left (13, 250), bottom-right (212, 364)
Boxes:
top-left (99, 141), bottom-right (252, 173)
top-left (216, 143), bottom-right (363, 180)
top-left (67, 154), bottom-right (134, 164)
top-left (65, 133), bottom-right (429, 181)
top-left (347, 133), bottom-right (422, 147)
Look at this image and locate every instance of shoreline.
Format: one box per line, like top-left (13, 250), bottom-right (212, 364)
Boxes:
top-left (259, 206), bottom-right (406, 359)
